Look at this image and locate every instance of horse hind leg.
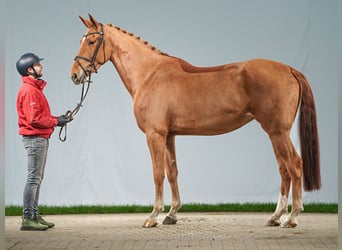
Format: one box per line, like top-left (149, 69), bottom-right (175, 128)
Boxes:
top-left (162, 135), bottom-right (182, 225)
top-left (268, 132), bottom-right (303, 228)
top-left (267, 169), bottom-right (290, 226)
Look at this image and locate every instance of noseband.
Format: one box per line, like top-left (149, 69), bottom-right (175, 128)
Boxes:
top-left (74, 23), bottom-right (105, 75)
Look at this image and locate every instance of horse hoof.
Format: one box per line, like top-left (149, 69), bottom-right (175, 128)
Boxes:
top-left (281, 218), bottom-right (297, 228)
top-left (266, 218), bottom-right (281, 227)
top-left (162, 215), bottom-right (177, 225)
top-left (143, 218), bottom-right (158, 228)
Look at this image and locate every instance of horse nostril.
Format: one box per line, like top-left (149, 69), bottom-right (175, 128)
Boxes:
top-left (71, 73), bottom-right (80, 84)
top-left (71, 73), bottom-right (80, 82)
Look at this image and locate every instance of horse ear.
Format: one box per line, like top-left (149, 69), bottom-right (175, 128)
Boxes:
top-left (79, 15), bottom-right (93, 28)
top-left (88, 14), bottom-right (99, 28)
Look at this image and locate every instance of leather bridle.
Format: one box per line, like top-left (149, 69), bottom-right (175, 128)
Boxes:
top-left (74, 23), bottom-right (105, 75)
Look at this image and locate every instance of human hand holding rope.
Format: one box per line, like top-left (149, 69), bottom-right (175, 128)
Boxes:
top-left (57, 114), bottom-right (73, 127)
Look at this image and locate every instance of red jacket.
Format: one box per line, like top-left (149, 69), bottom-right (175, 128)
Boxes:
top-left (16, 76), bottom-right (58, 139)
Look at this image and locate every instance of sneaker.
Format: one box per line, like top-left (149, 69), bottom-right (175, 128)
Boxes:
top-left (35, 215), bottom-right (55, 228)
top-left (21, 218), bottom-right (48, 231)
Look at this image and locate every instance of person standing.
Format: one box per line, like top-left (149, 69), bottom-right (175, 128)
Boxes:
top-left (16, 53), bottom-right (70, 230)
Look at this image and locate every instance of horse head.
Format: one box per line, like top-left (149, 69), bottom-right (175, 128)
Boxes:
top-left (71, 14), bottom-right (108, 84)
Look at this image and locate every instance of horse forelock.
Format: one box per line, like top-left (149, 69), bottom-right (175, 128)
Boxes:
top-left (106, 23), bottom-right (169, 56)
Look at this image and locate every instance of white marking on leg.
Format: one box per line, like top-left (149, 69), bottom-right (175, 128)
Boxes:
top-left (167, 201), bottom-right (181, 218)
top-left (273, 194), bottom-right (288, 219)
top-left (146, 198), bottom-right (163, 223)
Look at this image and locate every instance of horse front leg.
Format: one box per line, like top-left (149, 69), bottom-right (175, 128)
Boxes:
top-left (143, 131), bottom-right (167, 228)
top-left (162, 135), bottom-right (181, 225)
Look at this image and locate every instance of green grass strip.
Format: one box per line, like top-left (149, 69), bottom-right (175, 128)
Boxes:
top-left (5, 203), bottom-right (337, 216)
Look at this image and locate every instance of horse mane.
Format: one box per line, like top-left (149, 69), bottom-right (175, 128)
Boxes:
top-left (107, 23), bottom-right (225, 73)
top-left (107, 24), bottom-right (169, 56)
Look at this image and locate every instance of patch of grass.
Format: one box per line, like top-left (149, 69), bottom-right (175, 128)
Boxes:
top-left (5, 203), bottom-right (337, 216)
top-left (302, 203), bottom-right (338, 213)
top-left (5, 205), bottom-right (153, 216)
top-left (179, 203), bottom-right (338, 213)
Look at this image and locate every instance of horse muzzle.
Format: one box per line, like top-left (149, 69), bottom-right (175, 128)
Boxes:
top-left (71, 72), bottom-right (87, 85)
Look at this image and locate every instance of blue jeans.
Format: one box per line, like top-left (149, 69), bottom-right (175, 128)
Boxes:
top-left (22, 136), bottom-right (49, 219)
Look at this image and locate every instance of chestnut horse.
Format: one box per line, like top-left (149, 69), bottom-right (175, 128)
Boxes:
top-left (70, 14), bottom-right (320, 228)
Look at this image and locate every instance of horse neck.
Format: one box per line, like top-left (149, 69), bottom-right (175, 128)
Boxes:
top-left (105, 25), bottom-right (166, 97)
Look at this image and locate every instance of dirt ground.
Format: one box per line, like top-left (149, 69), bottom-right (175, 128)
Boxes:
top-left (5, 212), bottom-right (338, 249)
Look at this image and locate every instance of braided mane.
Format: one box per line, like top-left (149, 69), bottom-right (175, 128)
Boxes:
top-left (106, 23), bottom-right (225, 73)
top-left (107, 23), bottom-right (169, 56)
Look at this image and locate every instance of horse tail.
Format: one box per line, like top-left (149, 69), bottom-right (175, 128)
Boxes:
top-left (291, 68), bottom-right (321, 191)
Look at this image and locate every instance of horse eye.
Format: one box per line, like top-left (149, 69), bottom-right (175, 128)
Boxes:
top-left (88, 41), bottom-right (96, 46)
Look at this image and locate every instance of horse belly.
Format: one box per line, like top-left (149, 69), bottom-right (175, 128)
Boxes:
top-left (170, 112), bottom-right (254, 136)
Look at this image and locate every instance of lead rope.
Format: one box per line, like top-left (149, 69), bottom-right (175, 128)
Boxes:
top-left (59, 74), bottom-right (92, 142)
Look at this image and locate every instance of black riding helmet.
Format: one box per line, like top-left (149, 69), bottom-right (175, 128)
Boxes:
top-left (16, 53), bottom-right (44, 76)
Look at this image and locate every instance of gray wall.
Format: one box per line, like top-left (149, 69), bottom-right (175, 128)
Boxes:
top-left (5, 0), bottom-right (338, 206)
top-left (1, 0), bottom-right (5, 247)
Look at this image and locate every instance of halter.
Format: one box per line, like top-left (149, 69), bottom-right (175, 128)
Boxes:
top-left (59, 23), bottom-right (105, 142)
